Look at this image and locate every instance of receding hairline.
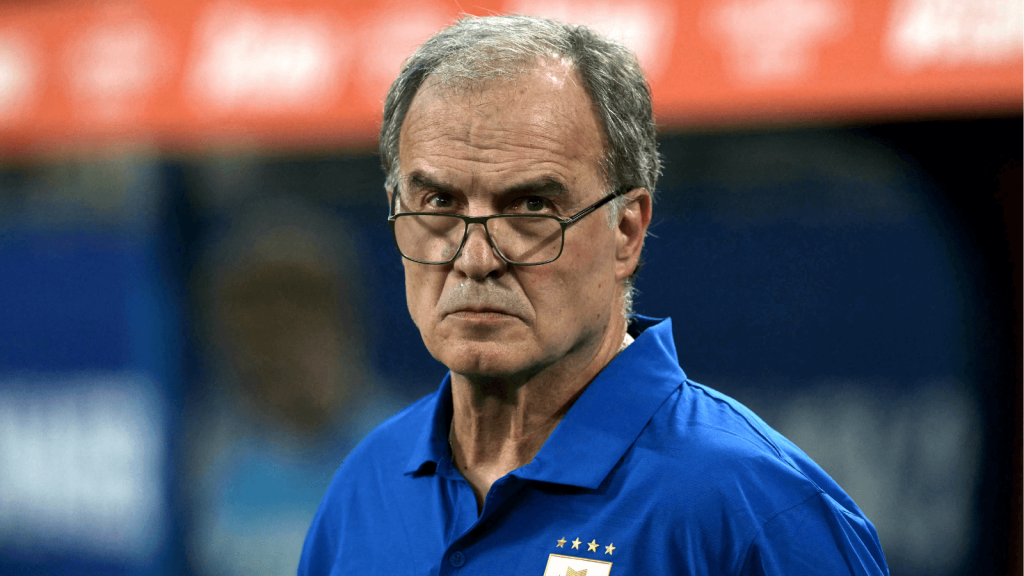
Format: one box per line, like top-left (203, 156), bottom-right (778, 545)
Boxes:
top-left (404, 53), bottom-right (592, 118)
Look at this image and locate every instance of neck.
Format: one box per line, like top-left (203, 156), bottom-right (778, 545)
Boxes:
top-left (448, 318), bottom-right (632, 512)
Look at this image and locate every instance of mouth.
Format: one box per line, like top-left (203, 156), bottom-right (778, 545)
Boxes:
top-left (448, 307), bottom-right (514, 316)
top-left (445, 307), bottom-right (520, 322)
top-left (437, 284), bottom-right (528, 323)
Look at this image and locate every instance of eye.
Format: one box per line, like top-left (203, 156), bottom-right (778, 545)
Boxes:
top-left (512, 196), bottom-right (552, 213)
top-left (425, 193), bottom-right (456, 211)
top-left (524, 197), bottom-right (546, 212)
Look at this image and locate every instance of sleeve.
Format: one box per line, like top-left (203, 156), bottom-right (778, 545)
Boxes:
top-left (740, 492), bottom-right (890, 576)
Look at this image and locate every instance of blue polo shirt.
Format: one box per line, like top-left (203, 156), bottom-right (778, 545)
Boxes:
top-left (299, 317), bottom-right (889, 575)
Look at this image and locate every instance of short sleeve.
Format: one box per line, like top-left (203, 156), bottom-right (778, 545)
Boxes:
top-left (740, 492), bottom-right (889, 576)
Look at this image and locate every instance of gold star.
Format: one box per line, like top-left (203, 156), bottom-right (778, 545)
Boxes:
top-left (587, 539), bottom-right (599, 552)
top-left (556, 537), bottom-right (567, 548)
top-left (571, 537), bottom-right (582, 550)
top-left (604, 543), bottom-right (615, 555)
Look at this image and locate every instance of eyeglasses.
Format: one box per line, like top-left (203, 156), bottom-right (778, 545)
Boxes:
top-left (388, 187), bottom-right (629, 266)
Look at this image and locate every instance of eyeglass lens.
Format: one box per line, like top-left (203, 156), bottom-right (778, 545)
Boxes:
top-left (393, 214), bottom-right (563, 264)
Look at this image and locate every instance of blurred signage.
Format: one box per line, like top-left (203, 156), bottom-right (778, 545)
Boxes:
top-left (0, 0), bottom-right (1019, 157)
top-left (741, 379), bottom-right (981, 573)
top-left (0, 375), bottom-right (166, 564)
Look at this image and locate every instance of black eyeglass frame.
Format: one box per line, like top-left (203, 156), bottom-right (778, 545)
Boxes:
top-left (387, 186), bottom-right (632, 266)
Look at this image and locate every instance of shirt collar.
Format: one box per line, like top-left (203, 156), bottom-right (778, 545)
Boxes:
top-left (404, 373), bottom-right (453, 475)
top-left (405, 317), bottom-right (686, 488)
top-left (518, 316), bottom-right (685, 488)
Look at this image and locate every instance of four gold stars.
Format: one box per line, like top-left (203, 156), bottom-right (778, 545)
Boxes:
top-left (558, 537), bottom-right (616, 555)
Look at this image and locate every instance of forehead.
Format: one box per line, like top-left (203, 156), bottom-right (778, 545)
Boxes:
top-left (397, 60), bottom-right (607, 196)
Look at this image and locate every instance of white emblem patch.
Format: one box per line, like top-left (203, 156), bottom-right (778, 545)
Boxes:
top-left (542, 553), bottom-right (613, 576)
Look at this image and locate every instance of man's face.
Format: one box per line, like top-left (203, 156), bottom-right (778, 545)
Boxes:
top-left (395, 61), bottom-right (630, 380)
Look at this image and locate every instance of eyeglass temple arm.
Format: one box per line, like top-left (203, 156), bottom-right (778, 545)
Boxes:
top-left (388, 188), bottom-right (399, 218)
top-left (562, 186), bottom-right (632, 226)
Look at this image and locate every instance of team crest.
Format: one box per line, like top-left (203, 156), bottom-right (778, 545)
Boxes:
top-left (542, 554), bottom-right (612, 576)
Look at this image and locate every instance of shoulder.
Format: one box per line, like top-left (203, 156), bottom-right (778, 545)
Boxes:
top-left (335, 390), bottom-right (437, 485)
top-left (647, 381), bottom-right (832, 476)
top-left (639, 380), bottom-right (807, 474)
top-left (632, 379), bottom-right (866, 526)
top-left (298, 391), bottom-right (438, 575)
top-left (605, 379), bottom-right (887, 574)
top-left (622, 379), bottom-right (886, 572)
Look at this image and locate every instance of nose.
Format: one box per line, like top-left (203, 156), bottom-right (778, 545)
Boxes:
top-left (453, 222), bottom-right (507, 280)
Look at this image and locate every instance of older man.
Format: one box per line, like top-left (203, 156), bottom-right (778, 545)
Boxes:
top-left (300, 15), bottom-right (888, 576)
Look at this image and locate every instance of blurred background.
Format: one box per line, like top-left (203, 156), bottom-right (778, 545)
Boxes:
top-left (0, 0), bottom-right (1019, 575)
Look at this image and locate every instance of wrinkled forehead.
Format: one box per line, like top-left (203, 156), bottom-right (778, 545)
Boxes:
top-left (396, 58), bottom-right (609, 185)
top-left (398, 66), bottom-right (607, 186)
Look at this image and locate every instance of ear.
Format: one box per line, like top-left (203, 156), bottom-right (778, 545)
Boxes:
top-left (614, 188), bottom-right (652, 282)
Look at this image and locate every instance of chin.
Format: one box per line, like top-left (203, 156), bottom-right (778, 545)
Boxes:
top-left (429, 338), bottom-right (540, 380)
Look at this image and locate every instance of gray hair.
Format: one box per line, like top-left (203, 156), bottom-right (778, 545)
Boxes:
top-left (380, 14), bottom-right (660, 316)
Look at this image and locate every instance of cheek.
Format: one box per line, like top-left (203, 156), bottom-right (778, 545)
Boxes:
top-left (559, 230), bottom-right (617, 306)
top-left (563, 228), bottom-right (614, 275)
top-left (403, 263), bottom-right (427, 326)
top-left (522, 239), bottom-right (609, 314)
top-left (403, 262), bottom-right (446, 326)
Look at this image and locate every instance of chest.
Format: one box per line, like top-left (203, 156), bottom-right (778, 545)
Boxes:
top-left (329, 473), bottom-right (744, 576)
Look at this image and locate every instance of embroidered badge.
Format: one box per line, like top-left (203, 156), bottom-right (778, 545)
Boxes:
top-left (542, 553), bottom-right (613, 576)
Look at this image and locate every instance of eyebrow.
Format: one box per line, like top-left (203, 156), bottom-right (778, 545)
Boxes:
top-left (403, 172), bottom-right (569, 199)
top-left (502, 178), bottom-right (569, 199)
top-left (405, 173), bottom-right (453, 195)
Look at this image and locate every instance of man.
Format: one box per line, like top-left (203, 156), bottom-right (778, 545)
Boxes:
top-left (300, 14), bottom-right (888, 576)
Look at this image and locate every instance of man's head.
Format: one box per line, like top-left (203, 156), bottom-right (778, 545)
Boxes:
top-left (381, 15), bottom-right (657, 381)
top-left (381, 14), bottom-right (661, 238)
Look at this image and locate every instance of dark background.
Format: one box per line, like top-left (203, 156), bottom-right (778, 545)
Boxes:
top-left (0, 115), bottom-right (1019, 575)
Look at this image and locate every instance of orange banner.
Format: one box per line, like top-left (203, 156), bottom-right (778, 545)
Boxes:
top-left (0, 0), bottom-right (1020, 158)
